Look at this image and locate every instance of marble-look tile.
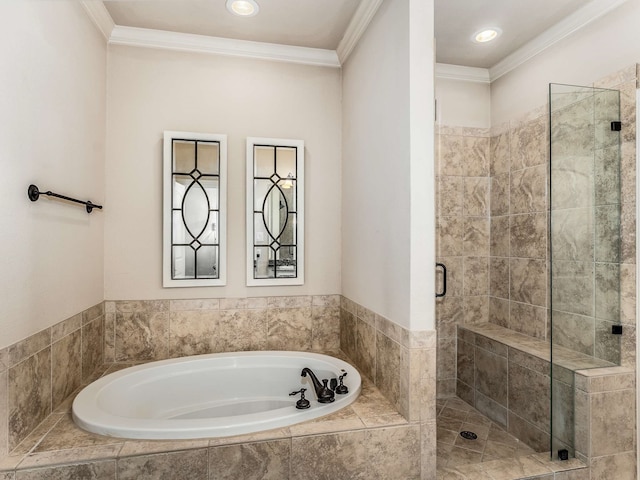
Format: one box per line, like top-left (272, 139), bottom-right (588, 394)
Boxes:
top-left (510, 117), bottom-right (547, 170)
top-left (311, 295), bottom-right (340, 307)
top-left (456, 339), bottom-right (474, 387)
top-left (355, 319), bottom-right (376, 380)
top-left (463, 178), bottom-right (489, 216)
top-left (594, 320), bottom-right (622, 365)
top-left (375, 333), bottom-right (401, 410)
top-left (509, 258), bottom-right (546, 307)
top-left (595, 262), bottom-right (620, 322)
top-left (474, 347), bottom-right (507, 406)
top-left (51, 314), bottom-right (82, 343)
top-left (169, 310), bottom-right (218, 357)
top-left (437, 338), bottom-right (456, 381)
top-left (551, 377), bottom-right (575, 449)
top-left (34, 414), bottom-right (121, 452)
top-left (210, 439), bottom-right (290, 480)
top-left (356, 304), bottom-right (376, 327)
top-left (0, 370), bottom-right (6, 457)
top-left (456, 380), bottom-right (474, 407)
top-left (594, 205), bottom-right (620, 263)
top-left (510, 213), bottom-right (547, 259)
top-left (15, 461), bottom-right (116, 480)
top-left (620, 201), bottom-right (635, 264)
top-left (551, 261), bottom-right (594, 317)
top-left (266, 307), bottom-right (312, 351)
top-left (551, 154), bottom-right (593, 210)
top-left (289, 407), bottom-right (365, 436)
top-left (81, 317), bottom-right (103, 381)
top-left (0, 472), bottom-right (14, 480)
top-left (104, 313), bottom-right (115, 363)
top-left (115, 311), bottom-right (169, 362)
top-left (490, 174), bottom-right (509, 217)
top-left (118, 440), bottom-right (208, 457)
top-left (508, 348), bottom-right (549, 375)
top-left (508, 363), bottom-right (550, 432)
top-left (511, 165), bottom-right (547, 214)
top-left (490, 257), bottom-right (509, 300)
top-left (437, 257), bottom-right (463, 297)
top-left (266, 296), bottom-right (312, 309)
top-left (620, 140), bottom-right (635, 205)
top-left (115, 300), bottom-right (169, 314)
top-left (208, 428), bottom-right (291, 448)
top-left (82, 303), bottom-right (104, 325)
top-left (490, 216), bottom-right (510, 257)
top-left (507, 412), bottom-right (548, 453)
top-left (491, 132), bottom-right (510, 175)
top-left (463, 136), bottom-right (489, 177)
top-left (8, 348), bottom-right (51, 450)
top-left (437, 176), bottom-right (464, 217)
top-left (474, 391), bottom-right (507, 427)
top-left (589, 451), bottom-right (636, 480)
top-left (437, 217), bottom-right (464, 257)
top-left (550, 208), bottom-right (592, 262)
top-left (339, 309), bottom-right (356, 360)
top-left (117, 449), bottom-right (208, 480)
top-left (620, 263), bottom-right (636, 325)
top-left (368, 425), bottom-right (421, 479)
top-left (438, 379), bottom-right (456, 399)
top-left (0, 348), bottom-right (8, 372)
top-left (590, 389), bottom-right (635, 457)
top-left (218, 309), bottom-right (267, 352)
top-left (290, 430), bottom-right (368, 480)
top-left (51, 330), bottom-right (81, 411)
top-left (311, 307), bottom-right (340, 351)
top-left (169, 298), bottom-right (220, 311)
top-left (438, 135), bottom-right (465, 176)
top-left (436, 296), bottom-right (463, 339)
top-left (475, 336), bottom-right (507, 357)
top-left (463, 217), bottom-right (489, 256)
top-left (462, 296), bottom-right (489, 325)
top-left (489, 297), bottom-right (509, 329)
top-left (18, 444), bottom-right (122, 469)
top-left (482, 455), bottom-right (552, 479)
top-left (463, 257), bottom-right (488, 296)
top-left (8, 330), bottom-right (51, 368)
top-left (340, 296), bottom-right (357, 315)
top-left (594, 146), bottom-right (620, 207)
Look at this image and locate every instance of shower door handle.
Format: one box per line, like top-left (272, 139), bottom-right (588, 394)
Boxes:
top-left (436, 263), bottom-right (447, 298)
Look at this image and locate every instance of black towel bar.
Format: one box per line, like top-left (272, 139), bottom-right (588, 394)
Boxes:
top-left (28, 184), bottom-right (102, 213)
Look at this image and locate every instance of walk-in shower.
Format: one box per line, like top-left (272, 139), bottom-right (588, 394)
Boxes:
top-left (549, 83), bottom-right (622, 459)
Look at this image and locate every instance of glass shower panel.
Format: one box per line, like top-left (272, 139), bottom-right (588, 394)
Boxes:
top-left (549, 84), bottom-right (621, 459)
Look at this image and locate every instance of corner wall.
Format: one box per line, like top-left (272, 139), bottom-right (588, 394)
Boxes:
top-left (0, 2), bottom-right (107, 349)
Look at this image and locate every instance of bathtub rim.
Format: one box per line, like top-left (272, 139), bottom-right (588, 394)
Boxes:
top-left (72, 350), bottom-right (362, 440)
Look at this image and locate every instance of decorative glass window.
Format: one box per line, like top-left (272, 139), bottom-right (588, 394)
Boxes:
top-left (163, 131), bottom-right (227, 287)
top-left (246, 137), bottom-right (304, 286)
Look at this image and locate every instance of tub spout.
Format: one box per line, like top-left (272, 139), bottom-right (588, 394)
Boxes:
top-left (301, 368), bottom-right (335, 403)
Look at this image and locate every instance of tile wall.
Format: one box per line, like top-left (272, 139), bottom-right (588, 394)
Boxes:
top-left (0, 303), bottom-right (104, 456)
top-left (435, 126), bottom-right (491, 397)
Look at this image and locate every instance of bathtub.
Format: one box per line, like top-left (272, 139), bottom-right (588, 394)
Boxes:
top-left (72, 351), bottom-right (361, 440)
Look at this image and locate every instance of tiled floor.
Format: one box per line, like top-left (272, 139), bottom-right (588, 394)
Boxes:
top-left (436, 396), bottom-right (537, 470)
top-left (436, 397), bottom-right (588, 479)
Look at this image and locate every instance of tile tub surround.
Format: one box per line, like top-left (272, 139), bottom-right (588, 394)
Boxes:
top-left (339, 296), bottom-right (437, 424)
top-left (104, 295), bottom-right (342, 363)
top-left (0, 303), bottom-right (105, 457)
top-left (0, 364), bottom-right (431, 480)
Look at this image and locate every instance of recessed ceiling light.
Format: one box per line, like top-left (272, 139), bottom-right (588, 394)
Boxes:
top-left (226, 0), bottom-right (259, 17)
top-left (472, 28), bottom-right (502, 44)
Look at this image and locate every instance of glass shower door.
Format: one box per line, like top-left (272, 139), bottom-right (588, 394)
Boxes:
top-left (549, 83), bottom-right (621, 459)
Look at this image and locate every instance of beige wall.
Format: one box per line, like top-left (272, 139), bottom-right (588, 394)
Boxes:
top-left (436, 78), bottom-right (491, 129)
top-left (491, 0), bottom-right (640, 125)
top-left (105, 47), bottom-right (342, 300)
top-left (342, 0), bottom-right (436, 330)
top-left (0, 2), bottom-right (106, 348)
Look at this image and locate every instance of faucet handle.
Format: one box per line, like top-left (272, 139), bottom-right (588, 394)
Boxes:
top-left (335, 372), bottom-right (349, 395)
top-left (289, 388), bottom-right (310, 409)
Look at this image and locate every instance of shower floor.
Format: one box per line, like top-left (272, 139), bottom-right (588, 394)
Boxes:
top-left (436, 396), bottom-right (537, 470)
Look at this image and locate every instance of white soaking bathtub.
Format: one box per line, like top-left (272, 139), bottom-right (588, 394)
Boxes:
top-left (72, 351), bottom-right (361, 440)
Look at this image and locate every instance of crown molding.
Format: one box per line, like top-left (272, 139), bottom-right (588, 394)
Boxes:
top-left (109, 26), bottom-right (341, 68)
top-left (80, 1), bottom-right (115, 40)
top-left (435, 63), bottom-right (490, 83)
top-left (489, 0), bottom-right (631, 81)
top-left (336, 0), bottom-right (384, 64)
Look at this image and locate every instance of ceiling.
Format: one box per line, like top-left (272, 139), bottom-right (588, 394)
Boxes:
top-left (103, 0), bottom-right (363, 50)
top-left (99, 0), bottom-right (625, 71)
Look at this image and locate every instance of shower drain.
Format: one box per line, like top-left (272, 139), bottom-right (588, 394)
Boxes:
top-left (460, 431), bottom-right (478, 440)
